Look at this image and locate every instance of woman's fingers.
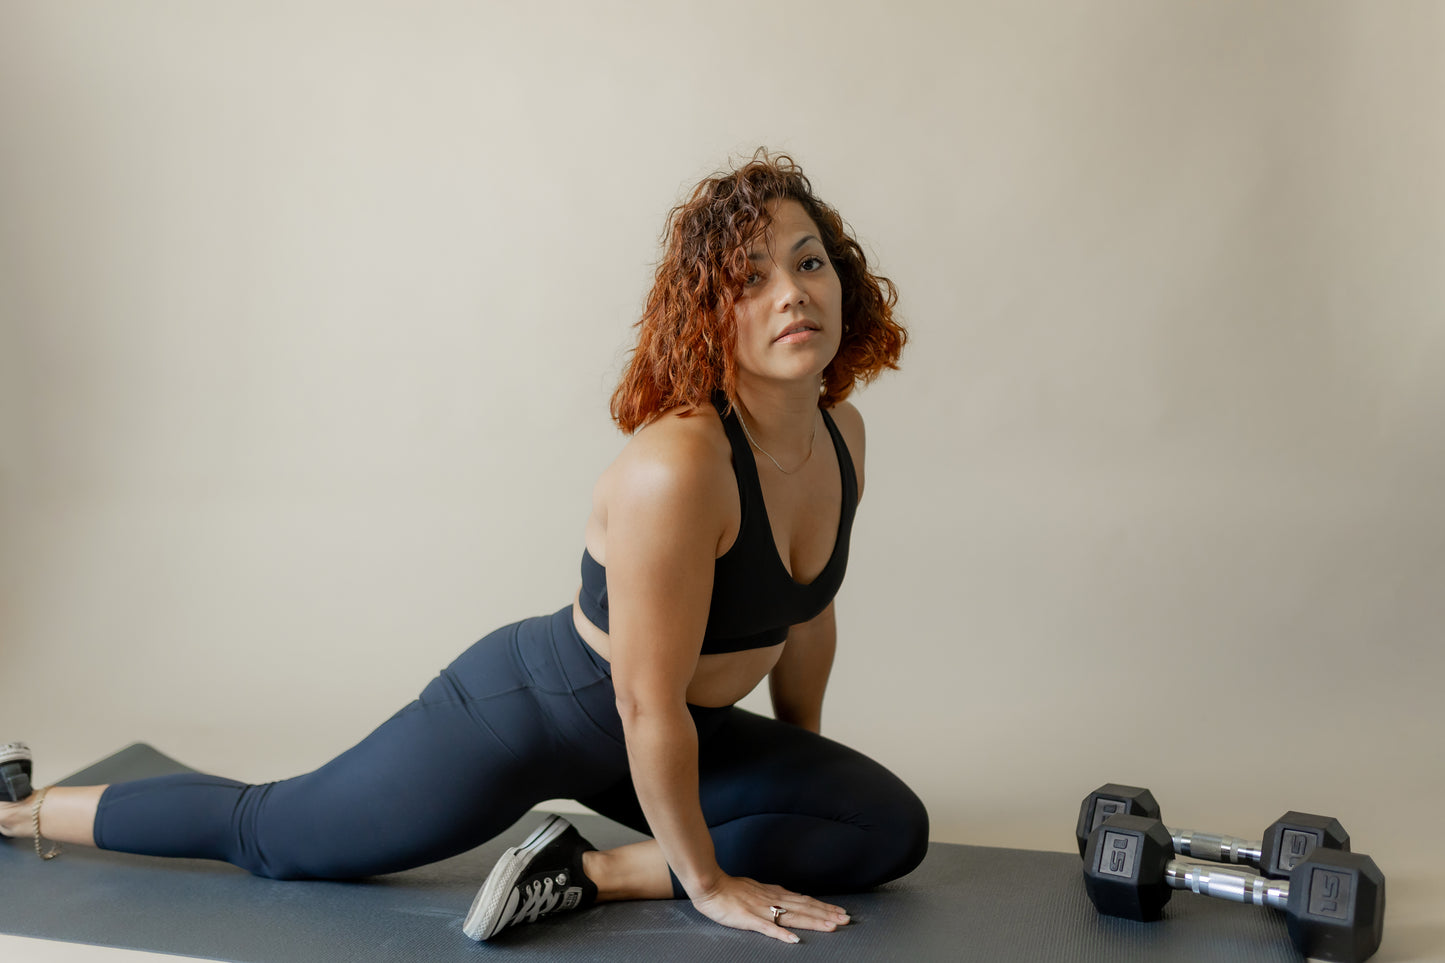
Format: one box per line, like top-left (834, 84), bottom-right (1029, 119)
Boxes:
top-left (762, 921), bottom-right (801, 944)
top-left (725, 899), bottom-right (799, 943)
top-left (750, 888), bottom-right (851, 940)
top-left (692, 875), bottom-right (851, 942)
top-left (765, 887), bottom-right (850, 921)
top-left (767, 899), bottom-right (851, 933)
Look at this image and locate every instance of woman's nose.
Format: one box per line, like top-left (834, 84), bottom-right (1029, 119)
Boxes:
top-left (773, 272), bottom-right (808, 309)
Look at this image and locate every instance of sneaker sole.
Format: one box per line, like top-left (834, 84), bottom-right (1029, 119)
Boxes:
top-left (0, 743), bottom-right (31, 767)
top-left (462, 814), bottom-right (571, 941)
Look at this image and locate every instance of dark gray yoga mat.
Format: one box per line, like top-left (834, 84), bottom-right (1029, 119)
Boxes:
top-left (0, 744), bottom-right (1300, 962)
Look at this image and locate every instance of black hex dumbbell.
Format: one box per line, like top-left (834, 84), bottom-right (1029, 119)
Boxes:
top-left (1076, 783), bottom-right (1350, 878)
top-left (1083, 814), bottom-right (1385, 963)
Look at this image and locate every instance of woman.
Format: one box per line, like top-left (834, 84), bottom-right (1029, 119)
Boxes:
top-left (1, 151), bottom-right (928, 945)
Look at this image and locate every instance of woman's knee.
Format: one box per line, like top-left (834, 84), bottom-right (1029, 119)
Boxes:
top-left (803, 779), bottom-right (930, 891)
top-left (861, 782), bottom-right (930, 887)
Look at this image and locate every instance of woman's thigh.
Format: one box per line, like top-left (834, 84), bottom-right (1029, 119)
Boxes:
top-left (254, 620), bottom-right (629, 878)
top-left (694, 709), bottom-right (929, 891)
top-left (581, 708), bottom-right (928, 895)
top-left (96, 615), bottom-right (630, 880)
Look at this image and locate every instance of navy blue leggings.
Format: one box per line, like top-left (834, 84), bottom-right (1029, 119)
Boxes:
top-left (93, 607), bottom-right (929, 895)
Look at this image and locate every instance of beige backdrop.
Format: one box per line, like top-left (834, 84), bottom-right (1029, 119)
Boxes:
top-left (2, 2), bottom-right (1441, 961)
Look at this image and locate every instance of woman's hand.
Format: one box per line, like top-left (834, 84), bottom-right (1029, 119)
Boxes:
top-left (690, 873), bottom-right (851, 943)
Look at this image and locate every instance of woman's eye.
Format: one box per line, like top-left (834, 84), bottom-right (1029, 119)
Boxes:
top-left (744, 271), bottom-right (763, 286)
top-left (800, 256), bottom-right (825, 272)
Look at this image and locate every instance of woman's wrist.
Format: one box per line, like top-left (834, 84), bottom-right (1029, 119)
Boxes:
top-left (655, 827), bottom-right (724, 899)
top-left (679, 864), bottom-right (728, 900)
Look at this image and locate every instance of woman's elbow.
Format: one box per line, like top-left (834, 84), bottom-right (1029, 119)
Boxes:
top-left (612, 685), bottom-right (684, 729)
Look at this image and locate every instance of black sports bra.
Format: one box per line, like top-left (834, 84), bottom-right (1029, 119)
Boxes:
top-left (578, 395), bottom-right (858, 654)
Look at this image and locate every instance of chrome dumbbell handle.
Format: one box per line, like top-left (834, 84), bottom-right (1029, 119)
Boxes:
top-left (1164, 860), bottom-right (1289, 911)
top-left (1169, 827), bottom-right (1263, 867)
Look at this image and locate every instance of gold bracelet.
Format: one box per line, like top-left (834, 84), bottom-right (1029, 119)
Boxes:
top-left (32, 785), bottom-right (62, 860)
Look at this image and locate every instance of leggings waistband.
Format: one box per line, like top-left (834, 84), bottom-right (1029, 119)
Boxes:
top-left (536, 604), bottom-right (732, 739)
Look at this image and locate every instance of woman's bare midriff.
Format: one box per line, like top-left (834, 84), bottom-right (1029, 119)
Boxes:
top-left (571, 593), bottom-right (783, 708)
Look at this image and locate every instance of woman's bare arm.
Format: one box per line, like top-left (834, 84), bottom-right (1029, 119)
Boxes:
top-left (603, 428), bottom-right (728, 899)
top-left (601, 420), bottom-right (847, 942)
top-left (768, 602), bottom-right (836, 734)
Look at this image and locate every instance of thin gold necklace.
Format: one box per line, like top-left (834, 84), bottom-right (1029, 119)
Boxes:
top-left (736, 409), bottom-right (818, 474)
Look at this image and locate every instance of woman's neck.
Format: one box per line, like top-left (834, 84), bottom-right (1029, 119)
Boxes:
top-left (732, 380), bottom-right (821, 464)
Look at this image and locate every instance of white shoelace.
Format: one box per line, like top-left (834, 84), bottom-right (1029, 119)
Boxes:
top-left (511, 877), bottom-right (563, 925)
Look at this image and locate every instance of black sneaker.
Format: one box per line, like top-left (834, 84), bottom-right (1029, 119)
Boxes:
top-left (1, 743), bottom-right (34, 802)
top-left (463, 814), bottom-right (599, 941)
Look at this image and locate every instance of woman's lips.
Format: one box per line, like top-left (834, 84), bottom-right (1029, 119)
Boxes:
top-left (774, 325), bottom-right (820, 344)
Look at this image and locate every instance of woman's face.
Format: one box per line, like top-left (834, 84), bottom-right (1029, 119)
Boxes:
top-left (732, 199), bottom-right (843, 389)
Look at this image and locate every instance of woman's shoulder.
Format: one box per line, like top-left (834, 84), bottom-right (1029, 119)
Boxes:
top-left (628, 404), bottom-right (730, 465)
top-left (826, 399), bottom-right (867, 498)
top-left (602, 405), bottom-right (735, 508)
top-left (827, 398), bottom-right (865, 436)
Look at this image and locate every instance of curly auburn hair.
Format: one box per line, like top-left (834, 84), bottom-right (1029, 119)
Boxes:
top-left (610, 150), bottom-right (906, 433)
